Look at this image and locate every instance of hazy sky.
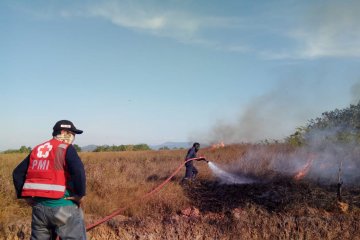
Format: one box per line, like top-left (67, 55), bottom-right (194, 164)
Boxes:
top-left (1, 0), bottom-right (360, 150)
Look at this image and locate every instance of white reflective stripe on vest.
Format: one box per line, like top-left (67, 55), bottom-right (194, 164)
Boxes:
top-left (23, 183), bottom-right (65, 192)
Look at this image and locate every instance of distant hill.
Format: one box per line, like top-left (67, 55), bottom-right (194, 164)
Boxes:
top-left (150, 142), bottom-right (192, 150)
top-left (81, 144), bottom-right (98, 152)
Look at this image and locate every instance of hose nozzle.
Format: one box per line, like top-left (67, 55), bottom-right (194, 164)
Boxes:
top-left (196, 157), bottom-right (208, 163)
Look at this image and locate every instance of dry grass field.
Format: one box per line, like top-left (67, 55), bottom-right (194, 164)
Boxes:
top-left (1, 144), bottom-right (360, 239)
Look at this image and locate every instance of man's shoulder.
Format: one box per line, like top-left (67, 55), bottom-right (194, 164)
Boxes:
top-left (65, 145), bottom-right (80, 158)
top-left (67, 144), bottom-right (76, 151)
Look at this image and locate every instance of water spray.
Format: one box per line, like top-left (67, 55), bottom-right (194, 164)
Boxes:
top-left (194, 156), bottom-right (255, 184)
top-left (208, 161), bottom-right (256, 185)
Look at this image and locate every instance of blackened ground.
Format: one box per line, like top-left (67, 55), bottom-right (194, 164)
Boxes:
top-left (183, 177), bottom-right (360, 213)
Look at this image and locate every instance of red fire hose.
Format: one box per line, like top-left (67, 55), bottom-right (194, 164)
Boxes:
top-left (86, 157), bottom-right (207, 231)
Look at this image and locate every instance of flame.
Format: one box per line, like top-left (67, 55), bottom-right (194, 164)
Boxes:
top-left (211, 141), bottom-right (225, 149)
top-left (294, 154), bottom-right (315, 180)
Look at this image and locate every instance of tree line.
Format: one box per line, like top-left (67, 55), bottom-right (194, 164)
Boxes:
top-left (93, 144), bottom-right (151, 152)
top-left (1, 144), bottom-right (82, 154)
top-left (286, 102), bottom-right (360, 146)
top-left (1, 143), bottom-right (170, 153)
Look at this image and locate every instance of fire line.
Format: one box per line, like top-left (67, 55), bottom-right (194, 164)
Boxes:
top-left (294, 154), bottom-right (315, 180)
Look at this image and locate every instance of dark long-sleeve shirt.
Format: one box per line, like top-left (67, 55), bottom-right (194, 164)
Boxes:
top-left (12, 144), bottom-right (86, 198)
top-left (185, 146), bottom-right (197, 160)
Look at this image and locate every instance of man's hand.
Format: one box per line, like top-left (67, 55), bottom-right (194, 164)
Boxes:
top-left (65, 196), bottom-right (83, 207)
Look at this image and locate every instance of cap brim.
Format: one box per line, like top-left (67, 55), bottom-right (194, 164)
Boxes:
top-left (72, 129), bottom-right (83, 134)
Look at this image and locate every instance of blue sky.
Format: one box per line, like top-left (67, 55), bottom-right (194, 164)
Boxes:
top-left (1, 0), bottom-right (360, 150)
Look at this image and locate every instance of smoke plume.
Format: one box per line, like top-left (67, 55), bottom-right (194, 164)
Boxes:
top-left (200, 79), bottom-right (332, 145)
top-left (351, 81), bottom-right (360, 104)
top-left (212, 127), bottom-right (360, 185)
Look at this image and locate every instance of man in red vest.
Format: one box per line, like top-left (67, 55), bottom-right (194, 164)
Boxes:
top-left (13, 120), bottom-right (87, 240)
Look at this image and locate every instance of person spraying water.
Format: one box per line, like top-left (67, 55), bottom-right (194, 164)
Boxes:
top-left (181, 142), bottom-right (255, 185)
top-left (182, 142), bottom-right (206, 182)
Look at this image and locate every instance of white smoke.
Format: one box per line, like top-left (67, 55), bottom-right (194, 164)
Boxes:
top-left (212, 127), bottom-right (360, 185)
top-left (200, 79), bottom-right (348, 145)
top-left (351, 81), bottom-right (360, 104)
top-left (300, 127), bottom-right (359, 184)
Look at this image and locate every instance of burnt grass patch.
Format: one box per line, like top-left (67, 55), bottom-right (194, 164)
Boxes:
top-left (182, 176), bottom-right (360, 214)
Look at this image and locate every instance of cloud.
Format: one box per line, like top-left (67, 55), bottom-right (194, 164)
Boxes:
top-left (89, 3), bottom-right (178, 31)
top-left (264, 2), bottom-right (360, 59)
top-left (86, 2), bottom-right (210, 43)
top-left (60, 1), bottom-right (249, 52)
top-left (54, 1), bottom-right (360, 59)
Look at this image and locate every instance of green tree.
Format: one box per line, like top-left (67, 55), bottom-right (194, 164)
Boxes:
top-left (93, 144), bottom-right (151, 152)
top-left (3, 146), bottom-right (31, 154)
top-left (133, 144), bottom-right (151, 151)
top-left (286, 102), bottom-right (360, 145)
top-left (159, 146), bottom-right (170, 150)
top-left (73, 144), bottom-right (81, 152)
top-left (19, 146), bottom-right (31, 153)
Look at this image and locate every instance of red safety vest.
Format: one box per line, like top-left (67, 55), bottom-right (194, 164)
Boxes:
top-left (22, 139), bottom-right (70, 199)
